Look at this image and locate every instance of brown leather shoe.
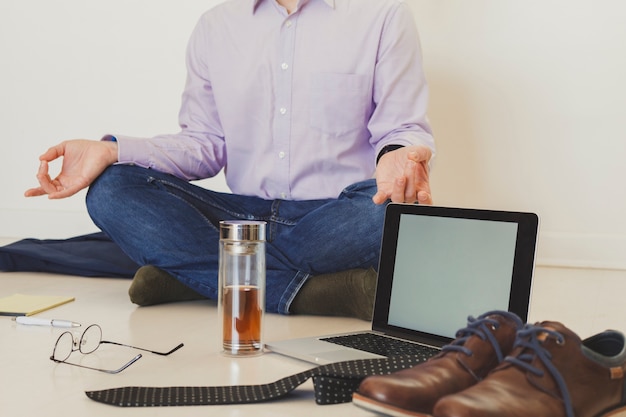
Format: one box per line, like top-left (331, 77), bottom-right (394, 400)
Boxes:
top-left (433, 321), bottom-right (626, 417)
top-left (352, 310), bottom-right (524, 417)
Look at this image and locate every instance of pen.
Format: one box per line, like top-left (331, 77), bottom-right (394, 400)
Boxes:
top-left (14, 316), bottom-right (81, 328)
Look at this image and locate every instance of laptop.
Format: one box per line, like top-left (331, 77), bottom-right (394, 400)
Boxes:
top-left (266, 203), bottom-right (539, 365)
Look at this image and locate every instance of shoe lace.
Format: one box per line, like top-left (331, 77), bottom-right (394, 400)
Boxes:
top-left (442, 310), bottom-right (521, 362)
top-left (504, 324), bottom-right (573, 417)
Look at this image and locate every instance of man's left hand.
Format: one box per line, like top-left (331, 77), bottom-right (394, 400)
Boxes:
top-left (372, 145), bottom-right (433, 205)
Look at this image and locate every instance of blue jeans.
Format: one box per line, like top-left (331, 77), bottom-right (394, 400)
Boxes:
top-left (86, 165), bottom-right (386, 314)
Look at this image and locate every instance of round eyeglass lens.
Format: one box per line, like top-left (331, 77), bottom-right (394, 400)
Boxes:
top-left (52, 331), bottom-right (74, 362)
top-left (80, 324), bottom-right (102, 354)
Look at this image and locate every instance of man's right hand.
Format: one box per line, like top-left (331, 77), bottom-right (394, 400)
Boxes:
top-left (24, 139), bottom-right (118, 199)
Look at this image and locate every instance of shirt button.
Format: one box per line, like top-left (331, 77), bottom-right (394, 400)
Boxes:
top-left (279, 107), bottom-right (287, 115)
top-left (280, 192), bottom-right (287, 199)
top-left (285, 20), bottom-right (292, 28)
top-left (278, 151), bottom-right (286, 159)
top-left (281, 62), bottom-right (289, 70)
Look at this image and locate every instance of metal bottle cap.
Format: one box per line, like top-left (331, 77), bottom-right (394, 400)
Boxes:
top-left (219, 220), bottom-right (266, 242)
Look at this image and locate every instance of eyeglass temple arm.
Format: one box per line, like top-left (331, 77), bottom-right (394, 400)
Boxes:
top-left (49, 353), bottom-right (142, 374)
top-left (100, 340), bottom-right (184, 356)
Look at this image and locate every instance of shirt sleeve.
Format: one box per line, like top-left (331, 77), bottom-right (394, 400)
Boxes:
top-left (109, 16), bottom-right (226, 181)
top-left (368, 2), bottom-right (435, 160)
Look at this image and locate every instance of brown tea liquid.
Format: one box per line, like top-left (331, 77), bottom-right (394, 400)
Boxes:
top-left (222, 285), bottom-right (262, 354)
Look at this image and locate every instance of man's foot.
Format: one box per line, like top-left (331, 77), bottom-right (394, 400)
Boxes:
top-left (128, 265), bottom-right (206, 306)
top-left (289, 268), bottom-right (377, 321)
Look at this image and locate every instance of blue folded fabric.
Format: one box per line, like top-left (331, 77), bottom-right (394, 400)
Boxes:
top-left (0, 232), bottom-right (138, 278)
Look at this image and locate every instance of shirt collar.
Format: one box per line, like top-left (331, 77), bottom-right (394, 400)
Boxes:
top-left (251, 0), bottom-right (335, 13)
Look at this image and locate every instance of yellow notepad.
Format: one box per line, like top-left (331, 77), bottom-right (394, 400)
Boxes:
top-left (0, 294), bottom-right (75, 316)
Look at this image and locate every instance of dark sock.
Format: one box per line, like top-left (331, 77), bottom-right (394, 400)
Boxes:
top-left (289, 268), bottom-right (377, 321)
top-left (128, 265), bottom-right (206, 306)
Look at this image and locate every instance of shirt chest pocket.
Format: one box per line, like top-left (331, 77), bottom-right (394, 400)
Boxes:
top-left (310, 73), bottom-right (370, 136)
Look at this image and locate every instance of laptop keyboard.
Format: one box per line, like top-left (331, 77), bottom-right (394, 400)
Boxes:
top-left (320, 333), bottom-right (440, 359)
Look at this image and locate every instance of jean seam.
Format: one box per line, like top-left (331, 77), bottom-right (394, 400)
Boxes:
top-left (340, 178), bottom-right (377, 198)
top-left (148, 176), bottom-right (250, 220)
top-left (277, 270), bottom-right (311, 315)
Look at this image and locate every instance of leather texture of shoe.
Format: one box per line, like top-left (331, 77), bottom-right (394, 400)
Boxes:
top-left (433, 321), bottom-right (626, 417)
top-left (352, 310), bottom-right (524, 417)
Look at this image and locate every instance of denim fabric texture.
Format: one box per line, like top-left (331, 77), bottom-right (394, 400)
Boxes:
top-left (86, 165), bottom-right (386, 314)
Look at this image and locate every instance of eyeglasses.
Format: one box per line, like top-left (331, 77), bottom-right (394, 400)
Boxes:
top-left (50, 324), bottom-right (184, 374)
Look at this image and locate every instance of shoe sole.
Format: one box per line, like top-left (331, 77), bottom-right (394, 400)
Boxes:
top-left (352, 393), bottom-right (432, 417)
top-left (604, 407), bottom-right (626, 417)
top-left (353, 395), bottom-right (626, 417)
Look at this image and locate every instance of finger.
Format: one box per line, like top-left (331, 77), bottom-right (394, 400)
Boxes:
top-left (407, 147), bottom-right (432, 164)
top-left (415, 174), bottom-right (432, 203)
top-left (403, 160), bottom-right (417, 203)
top-left (24, 187), bottom-right (47, 197)
top-left (49, 174), bottom-right (91, 200)
top-left (417, 190), bottom-right (433, 205)
top-left (414, 162), bottom-right (430, 199)
top-left (409, 148), bottom-right (432, 204)
top-left (372, 178), bottom-right (394, 204)
top-left (390, 177), bottom-right (406, 203)
top-left (47, 184), bottom-right (84, 200)
top-left (35, 160), bottom-right (60, 195)
top-left (39, 143), bottom-right (65, 162)
top-left (372, 189), bottom-right (389, 205)
top-left (25, 160), bottom-right (54, 197)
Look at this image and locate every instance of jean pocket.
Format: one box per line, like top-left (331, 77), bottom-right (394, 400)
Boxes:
top-left (310, 72), bottom-right (369, 135)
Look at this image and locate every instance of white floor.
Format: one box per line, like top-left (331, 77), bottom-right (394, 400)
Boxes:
top-left (527, 265), bottom-right (626, 337)
top-left (1, 236), bottom-right (625, 417)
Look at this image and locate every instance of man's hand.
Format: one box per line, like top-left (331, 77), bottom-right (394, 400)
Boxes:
top-left (372, 145), bottom-right (433, 205)
top-left (24, 139), bottom-right (118, 199)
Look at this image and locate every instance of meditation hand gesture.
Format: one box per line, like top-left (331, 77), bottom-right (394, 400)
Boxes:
top-left (24, 139), bottom-right (118, 199)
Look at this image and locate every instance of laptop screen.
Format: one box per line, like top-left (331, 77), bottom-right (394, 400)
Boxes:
top-left (373, 204), bottom-right (538, 346)
top-left (389, 214), bottom-right (518, 338)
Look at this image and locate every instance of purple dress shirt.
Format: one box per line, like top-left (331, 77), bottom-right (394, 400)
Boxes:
top-left (110, 0), bottom-right (434, 200)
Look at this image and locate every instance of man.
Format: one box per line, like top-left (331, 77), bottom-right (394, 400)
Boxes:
top-left (25, 0), bottom-right (434, 320)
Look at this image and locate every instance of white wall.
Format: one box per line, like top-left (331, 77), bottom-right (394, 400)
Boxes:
top-left (409, 1), bottom-right (626, 269)
top-left (1, 1), bottom-right (625, 270)
top-left (0, 0), bottom-right (229, 238)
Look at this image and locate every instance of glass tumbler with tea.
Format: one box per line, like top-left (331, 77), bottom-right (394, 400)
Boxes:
top-left (218, 220), bottom-right (266, 356)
